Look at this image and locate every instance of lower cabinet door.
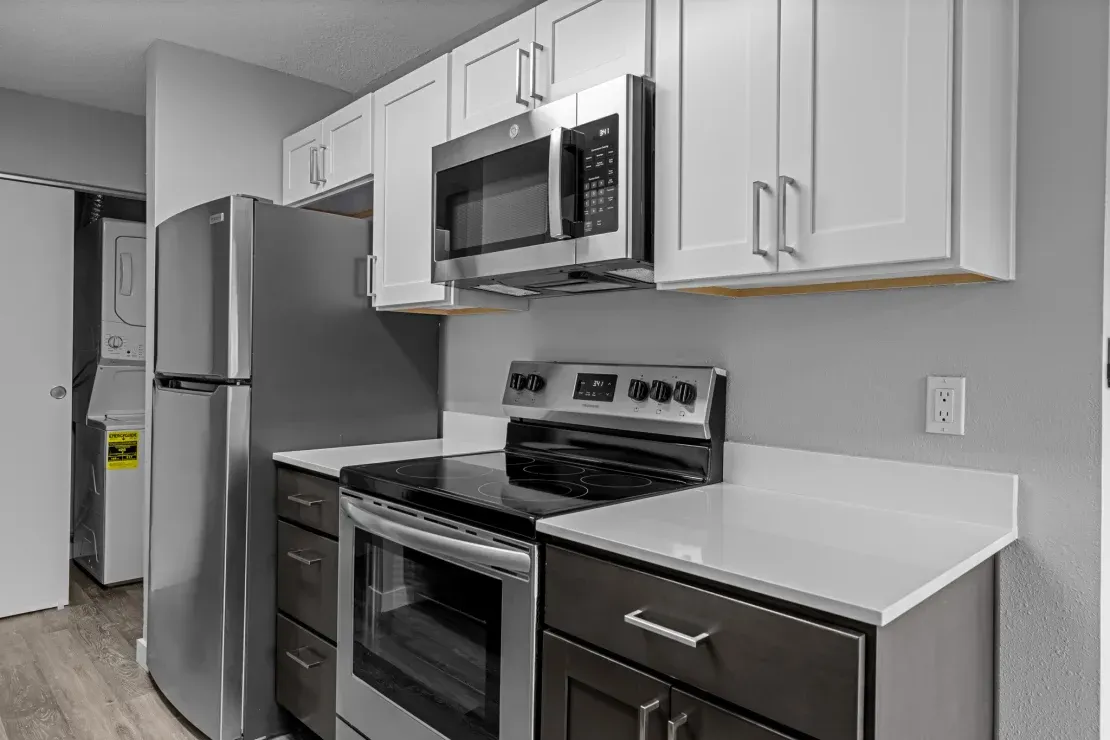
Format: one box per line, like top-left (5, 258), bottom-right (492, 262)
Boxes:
top-left (276, 614), bottom-right (337, 740)
top-left (670, 689), bottom-right (797, 740)
top-left (541, 631), bottom-right (670, 740)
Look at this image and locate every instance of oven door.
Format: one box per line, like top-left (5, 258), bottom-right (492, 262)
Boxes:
top-left (338, 493), bottom-right (538, 740)
top-left (432, 95), bottom-right (580, 285)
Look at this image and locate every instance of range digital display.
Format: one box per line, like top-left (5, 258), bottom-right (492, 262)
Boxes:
top-left (573, 373), bottom-right (618, 402)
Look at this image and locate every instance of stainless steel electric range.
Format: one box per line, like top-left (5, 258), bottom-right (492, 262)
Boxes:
top-left (335, 361), bottom-right (727, 740)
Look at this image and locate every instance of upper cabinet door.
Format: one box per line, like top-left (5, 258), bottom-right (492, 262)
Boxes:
top-left (282, 122), bottom-right (323, 205)
top-left (320, 95), bottom-right (374, 192)
top-left (778, 0), bottom-right (954, 272)
top-left (372, 56), bottom-right (452, 308)
top-left (654, 0), bottom-right (780, 284)
top-left (451, 12), bottom-right (537, 137)
top-left (534, 0), bottom-right (653, 103)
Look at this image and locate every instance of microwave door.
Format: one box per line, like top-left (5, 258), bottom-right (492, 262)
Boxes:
top-left (155, 196), bottom-right (254, 381)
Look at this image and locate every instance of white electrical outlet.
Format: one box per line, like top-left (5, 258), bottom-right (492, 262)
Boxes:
top-left (926, 376), bottom-right (966, 435)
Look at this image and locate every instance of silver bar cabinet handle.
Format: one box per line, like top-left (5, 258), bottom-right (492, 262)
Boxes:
top-left (624, 609), bottom-right (711, 648)
top-left (285, 648), bottom-right (323, 670)
top-left (317, 146), bottom-right (328, 185)
top-left (778, 174), bottom-right (796, 255)
top-left (287, 494), bottom-right (324, 507)
top-left (515, 47), bottom-right (530, 106)
top-left (638, 699), bottom-right (660, 740)
top-left (668, 713), bottom-right (689, 740)
top-left (309, 146), bottom-right (319, 185)
top-left (529, 41), bottom-right (544, 101)
top-left (752, 181), bottom-right (769, 256)
top-left (286, 549), bottom-right (323, 566)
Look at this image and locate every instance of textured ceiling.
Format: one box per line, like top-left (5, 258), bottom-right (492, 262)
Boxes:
top-left (0, 0), bottom-right (529, 115)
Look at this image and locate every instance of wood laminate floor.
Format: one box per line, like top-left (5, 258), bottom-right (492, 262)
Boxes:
top-left (0, 565), bottom-right (205, 740)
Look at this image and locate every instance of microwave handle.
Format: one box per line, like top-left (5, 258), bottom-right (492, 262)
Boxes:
top-left (548, 127), bottom-right (574, 240)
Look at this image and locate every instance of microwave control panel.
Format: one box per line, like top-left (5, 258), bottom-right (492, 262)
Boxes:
top-left (580, 114), bottom-right (619, 236)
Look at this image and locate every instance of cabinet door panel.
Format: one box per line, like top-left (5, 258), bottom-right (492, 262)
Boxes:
top-left (451, 12), bottom-right (536, 136)
top-left (282, 122), bottom-right (322, 205)
top-left (541, 632), bottom-right (669, 740)
top-left (779, 0), bottom-right (953, 271)
top-left (535, 0), bottom-right (652, 103)
top-left (372, 57), bottom-right (452, 307)
top-left (321, 95), bottom-right (373, 191)
top-left (654, 0), bottom-right (779, 283)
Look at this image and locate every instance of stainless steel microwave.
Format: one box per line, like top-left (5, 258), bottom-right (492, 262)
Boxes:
top-left (431, 75), bottom-right (654, 298)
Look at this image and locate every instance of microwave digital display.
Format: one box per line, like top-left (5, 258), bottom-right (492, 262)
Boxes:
top-left (573, 373), bottom-right (618, 402)
top-left (580, 114), bottom-right (620, 237)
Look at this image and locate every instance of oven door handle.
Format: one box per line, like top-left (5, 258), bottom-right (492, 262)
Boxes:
top-left (341, 500), bottom-right (532, 575)
top-left (548, 127), bottom-right (573, 240)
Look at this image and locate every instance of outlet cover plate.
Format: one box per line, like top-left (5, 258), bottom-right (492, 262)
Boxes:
top-left (926, 376), bottom-right (966, 435)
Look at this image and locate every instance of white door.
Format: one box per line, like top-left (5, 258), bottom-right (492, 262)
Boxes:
top-left (0, 180), bottom-right (73, 618)
top-left (282, 121), bottom-right (323, 205)
top-left (321, 95), bottom-right (374, 191)
top-left (451, 12), bottom-right (537, 136)
top-left (778, 0), bottom-right (953, 272)
top-left (534, 0), bottom-right (653, 103)
top-left (373, 56), bottom-right (453, 308)
top-left (654, 0), bottom-right (780, 283)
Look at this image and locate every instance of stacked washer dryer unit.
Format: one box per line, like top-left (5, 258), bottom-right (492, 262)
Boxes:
top-left (71, 218), bottom-right (147, 586)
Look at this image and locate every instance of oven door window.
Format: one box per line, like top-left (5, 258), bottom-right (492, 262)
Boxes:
top-left (353, 528), bottom-right (502, 740)
top-left (434, 135), bottom-right (579, 259)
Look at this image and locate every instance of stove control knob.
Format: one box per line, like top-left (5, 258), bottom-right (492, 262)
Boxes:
top-left (526, 374), bottom-right (546, 393)
top-left (649, 380), bottom-right (672, 403)
top-left (673, 381), bottom-right (697, 406)
top-left (628, 378), bottom-right (649, 402)
top-left (509, 372), bottom-right (528, 391)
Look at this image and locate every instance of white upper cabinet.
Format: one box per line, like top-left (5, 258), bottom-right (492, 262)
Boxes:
top-left (654, 0), bottom-right (780, 283)
top-left (777, 0), bottom-right (952, 272)
top-left (451, 12), bottom-right (537, 136)
top-left (533, 0), bottom-right (653, 103)
top-left (373, 57), bottom-right (525, 313)
top-left (282, 121), bottom-right (324, 205)
top-left (319, 95), bottom-right (373, 193)
top-left (655, 0), bottom-right (1016, 292)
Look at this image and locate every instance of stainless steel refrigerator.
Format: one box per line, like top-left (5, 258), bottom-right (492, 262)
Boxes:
top-left (149, 195), bottom-right (440, 740)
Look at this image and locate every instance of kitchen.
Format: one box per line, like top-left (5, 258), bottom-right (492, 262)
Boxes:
top-left (0, 1), bottom-right (1102, 740)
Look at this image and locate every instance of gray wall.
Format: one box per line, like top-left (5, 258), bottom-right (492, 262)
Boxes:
top-left (0, 87), bottom-right (144, 195)
top-left (441, 1), bottom-right (1108, 736)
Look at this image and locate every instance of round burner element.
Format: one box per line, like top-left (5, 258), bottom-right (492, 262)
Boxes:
top-left (395, 462), bottom-right (492, 480)
top-left (580, 473), bottom-right (654, 489)
top-left (477, 479), bottom-right (590, 501)
top-left (522, 463), bottom-right (587, 477)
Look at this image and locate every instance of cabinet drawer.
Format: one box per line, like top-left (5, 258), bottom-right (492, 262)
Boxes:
top-left (671, 689), bottom-right (797, 740)
top-left (277, 521), bottom-right (338, 642)
top-left (277, 467), bottom-right (340, 537)
top-left (544, 547), bottom-right (864, 740)
top-left (277, 614), bottom-right (336, 740)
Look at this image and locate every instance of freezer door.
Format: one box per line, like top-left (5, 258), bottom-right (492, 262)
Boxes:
top-left (148, 380), bottom-right (249, 740)
top-left (155, 196), bottom-right (253, 380)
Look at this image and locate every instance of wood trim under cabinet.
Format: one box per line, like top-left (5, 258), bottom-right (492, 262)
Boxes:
top-left (400, 307), bottom-right (516, 316)
top-left (677, 272), bottom-right (996, 298)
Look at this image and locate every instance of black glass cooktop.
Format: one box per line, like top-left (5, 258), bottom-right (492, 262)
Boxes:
top-left (340, 451), bottom-right (695, 538)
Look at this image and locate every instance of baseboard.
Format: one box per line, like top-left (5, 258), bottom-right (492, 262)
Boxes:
top-left (135, 637), bottom-right (147, 671)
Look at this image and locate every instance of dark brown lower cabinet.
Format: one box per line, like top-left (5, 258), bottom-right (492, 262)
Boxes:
top-left (541, 632), bottom-right (797, 740)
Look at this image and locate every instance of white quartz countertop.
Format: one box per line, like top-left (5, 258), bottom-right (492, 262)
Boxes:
top-left (538, 443), bottom-right (1018, 626)
top-left (272, 412), bottom-right (507, 478)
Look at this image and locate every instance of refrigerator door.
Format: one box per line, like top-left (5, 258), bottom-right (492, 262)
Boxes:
top-left (148, 380), bottom-right (250, 740)
top-left (155, 196), bottom-right (253, 380)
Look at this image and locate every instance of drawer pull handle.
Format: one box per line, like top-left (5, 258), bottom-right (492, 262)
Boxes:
top-left (638, 699), bottom-right (660, 740)
top-left (668, 712), bottom-right (689, 740)
top-left (624, 610), bottom-right (710, 648)
top-left (287, 494), bottom-right (325, 507)
top-left (286, 549), bottom-right (323, 566)
top-left (285, 648), bottom-right (323, 670)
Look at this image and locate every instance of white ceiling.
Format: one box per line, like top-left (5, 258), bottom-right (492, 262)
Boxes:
top-left (0, 0), bottom-right (528, 115)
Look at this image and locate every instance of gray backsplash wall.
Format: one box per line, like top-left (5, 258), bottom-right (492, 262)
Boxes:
top-left (441, 1), bottom-right (1108, 737)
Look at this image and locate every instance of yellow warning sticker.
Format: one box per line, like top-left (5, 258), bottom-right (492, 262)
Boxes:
top-left (107, 431), bottom-right (140, 470)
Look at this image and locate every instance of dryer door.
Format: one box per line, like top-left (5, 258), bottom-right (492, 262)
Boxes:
top-left (114, 235), bottom-right (146, 327)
